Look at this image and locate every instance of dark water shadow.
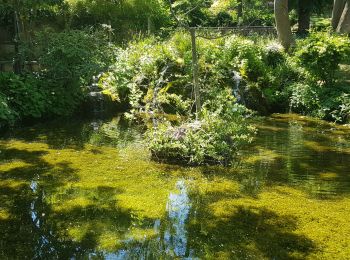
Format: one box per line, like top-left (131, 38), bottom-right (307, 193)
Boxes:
top-left (1, 115), bottom-right (142, 151)
top-left (188, 205), bottom-right (315, 259)
top-left (0, 143), bottom-right (79, 259)
top-left (0, 142), bottom-right (155, 258)
top-left (196, 117), bottom-right (350, 199)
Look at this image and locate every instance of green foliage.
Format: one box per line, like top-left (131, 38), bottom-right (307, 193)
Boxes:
top-left (265, 43), bottom-right (286, 67)
top-left (0, 0), bottom-right (67, 32)
top-left (0, 29), bottom-right (117, 128)
top-left (311, 17), bottom-right (332, 32)
top-left (99, 34), bottom-right (193, 117)
top-left (67, 0), bottom-right (170, 39)
top-left (240, 0), bottom-right (274, 26)
top-left (169, 0), bottom-right (274, 27)
top-left (168, 0), bottom-right (213, 27)
top-left (35, 29), bottom-right (114, 115)
top-left (332, 93), bottom-right (350, 123)
top-left (289, 82), bottom-right (321, 116)
top-left (147, 91), bottom-right (255, 165)
top-left (294, 32), bottom-right (350, 84)
top-left (278, 33), bottom-right (350, 120)
top-left (0, 92), bottom-right (16, 125)
top-left (222, 36), bottom-right (266, 82)
top-left (0, 72), bottom-right (46, 123)
top-left (99, 31), bottom-right (349, 125)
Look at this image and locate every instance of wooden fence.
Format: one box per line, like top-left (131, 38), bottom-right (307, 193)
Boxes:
top-left (0, 41), bottom-right (39, 72)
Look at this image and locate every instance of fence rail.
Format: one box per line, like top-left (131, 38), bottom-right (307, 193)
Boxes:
top-left (0, 60), bottom-right (39, 72)
top-left (189, 26), bottom-right (276, 34)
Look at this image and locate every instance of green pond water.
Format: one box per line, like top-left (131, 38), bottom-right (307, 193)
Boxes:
top-left (1, 114), bottom-right (350, 259)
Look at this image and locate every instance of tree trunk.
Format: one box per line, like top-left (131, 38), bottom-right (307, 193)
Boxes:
top-left (337, 0), bottom-right (350, 33)
top-left (274, 0), bottom-right (294, 50)
top-left (297, 0), bottom-right (311, 35)
top-left (332, 0), bottom-right (346, 30)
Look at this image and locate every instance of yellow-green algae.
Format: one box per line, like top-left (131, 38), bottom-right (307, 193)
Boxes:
top-left (0, 114), bottom-right (350, 259)
top-left (197, 184), bottom-right (350, 259)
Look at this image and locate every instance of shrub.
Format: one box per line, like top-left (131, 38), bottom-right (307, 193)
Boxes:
top-left (99, 34), bottom-right (194, 117)
top-left (147, 91), bottom-right (256, 165)
top-left (331, 93), bottom-right (350, 123)
top-left (294, 32), bottom-right (350, 84)
top-left (35, 29), bottom-right (114, 115)
top-left (0, 92), bottom-right (16, 126)
top-left (265, 42), bottom-right (285, 67)
top-left (222, 36), bottom-right (266, 82)
top-left (99, 31), bottom-right (349, 126)
top-left (289, 82), bottom-right (321, 116)
top-left (67, 0), bottom-right (170, 40)
top-left (0, 72), bottom-right (46, 120)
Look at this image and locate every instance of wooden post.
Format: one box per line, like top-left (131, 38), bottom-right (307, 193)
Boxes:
top-left (108, 20), bottom-right (112, 43)
top-left (237, 0), bottom-right (243, 18)
top-left (190, 28), bottom-right (201, 120)
top-left (13, 10), bottom-right (21, 74)
top-left (148, 17), bottom-right (152, 35)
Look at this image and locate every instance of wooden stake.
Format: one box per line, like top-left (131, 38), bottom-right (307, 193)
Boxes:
top-left (190, 28), bottom-right (201, 119)
top-left (13, 10), bottom-right (21, 74)
top-left (148, 17), bottom-right (152, 35)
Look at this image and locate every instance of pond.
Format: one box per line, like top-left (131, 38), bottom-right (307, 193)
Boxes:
top-left (0, 114), bottom-right (350, 259)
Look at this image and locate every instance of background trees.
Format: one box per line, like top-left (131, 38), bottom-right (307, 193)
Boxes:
top-left (274, 0), bottom-right (294, 50)
top-left (332, 0), bottom-right (350, 33)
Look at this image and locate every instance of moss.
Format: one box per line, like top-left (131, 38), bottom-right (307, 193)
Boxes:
top-left (243, 146), bottom-right (281, 164)
top-left (0, 114), bottom-right (350, 258)
top-left (193, 184), bottom-right (350, 259)
top-left (0, 210), bottom-right (10, 220)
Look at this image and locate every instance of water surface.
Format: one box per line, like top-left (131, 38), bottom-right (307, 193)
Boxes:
top-left (1, 114), bottom-right (350, 259)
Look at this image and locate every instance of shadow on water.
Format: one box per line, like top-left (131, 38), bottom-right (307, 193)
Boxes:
top-left (0, 115), bottom-right (143, 258)
top-left (107, 180), bottom-right (317, 259)
top-left (196, 115), bottom-right (350, 199)
top-left (2, 115), bottom-right (141, 150)
top-left (0, 143), bottom-right (84, 259)
top-left (187, 198), bottom-right (316, 259)
top-left (0, 114), bottom-right (349, 258)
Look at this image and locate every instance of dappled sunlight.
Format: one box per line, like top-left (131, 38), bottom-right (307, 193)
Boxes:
top-left (190, 183), bottom-right (350, 259)
top-left (304, 140), bottom-right (350, 154)
top-left (1, 115), bottom-right (350, 258)
top-left (242, 146), bottom-right (281, 164)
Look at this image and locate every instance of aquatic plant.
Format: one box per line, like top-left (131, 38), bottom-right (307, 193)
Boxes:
top-left (147, 91), bottom-right (256, 165)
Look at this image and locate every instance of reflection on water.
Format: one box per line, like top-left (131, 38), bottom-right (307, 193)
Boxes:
top-left (30, 179), bottom-right (40, 228)
top-left (1, 113), bottom-right (350, 259)
top-left (245, 115), bottom-right (350, 197)
top-left (99, 180), bottom-right (192, 259)
top-left (164, 180), bottom-right (190, 257)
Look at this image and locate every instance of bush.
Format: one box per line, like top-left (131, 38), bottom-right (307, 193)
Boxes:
top-left (0, 29), bottom-right (117, 128)
top-left (0, 72), bottom-right (46, 122)
top-left (99, 31), bottom-right (349, 126)
top-left (222, 36), bottom-right (266, 82)
top-left (101, 33), bottom-right (275, 120)
top-left (147, 91), bottom-right (256, 165)
top-left (99, 34), bottom-right (194, 117)
top-left (265, 42), bottom-right (285, 67)
top-left (294, 32), bottom-right (350, 84)
top-left (35, 29), bottom-right (115, 116)
top-left (289, 82), bottom-right (322, 117)
top-left (67, 0), bottom-right (170, 40)
top-left (330, 93), bottom-right (350, 123)
top-left (0, 92), bottom-right (16, 126)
